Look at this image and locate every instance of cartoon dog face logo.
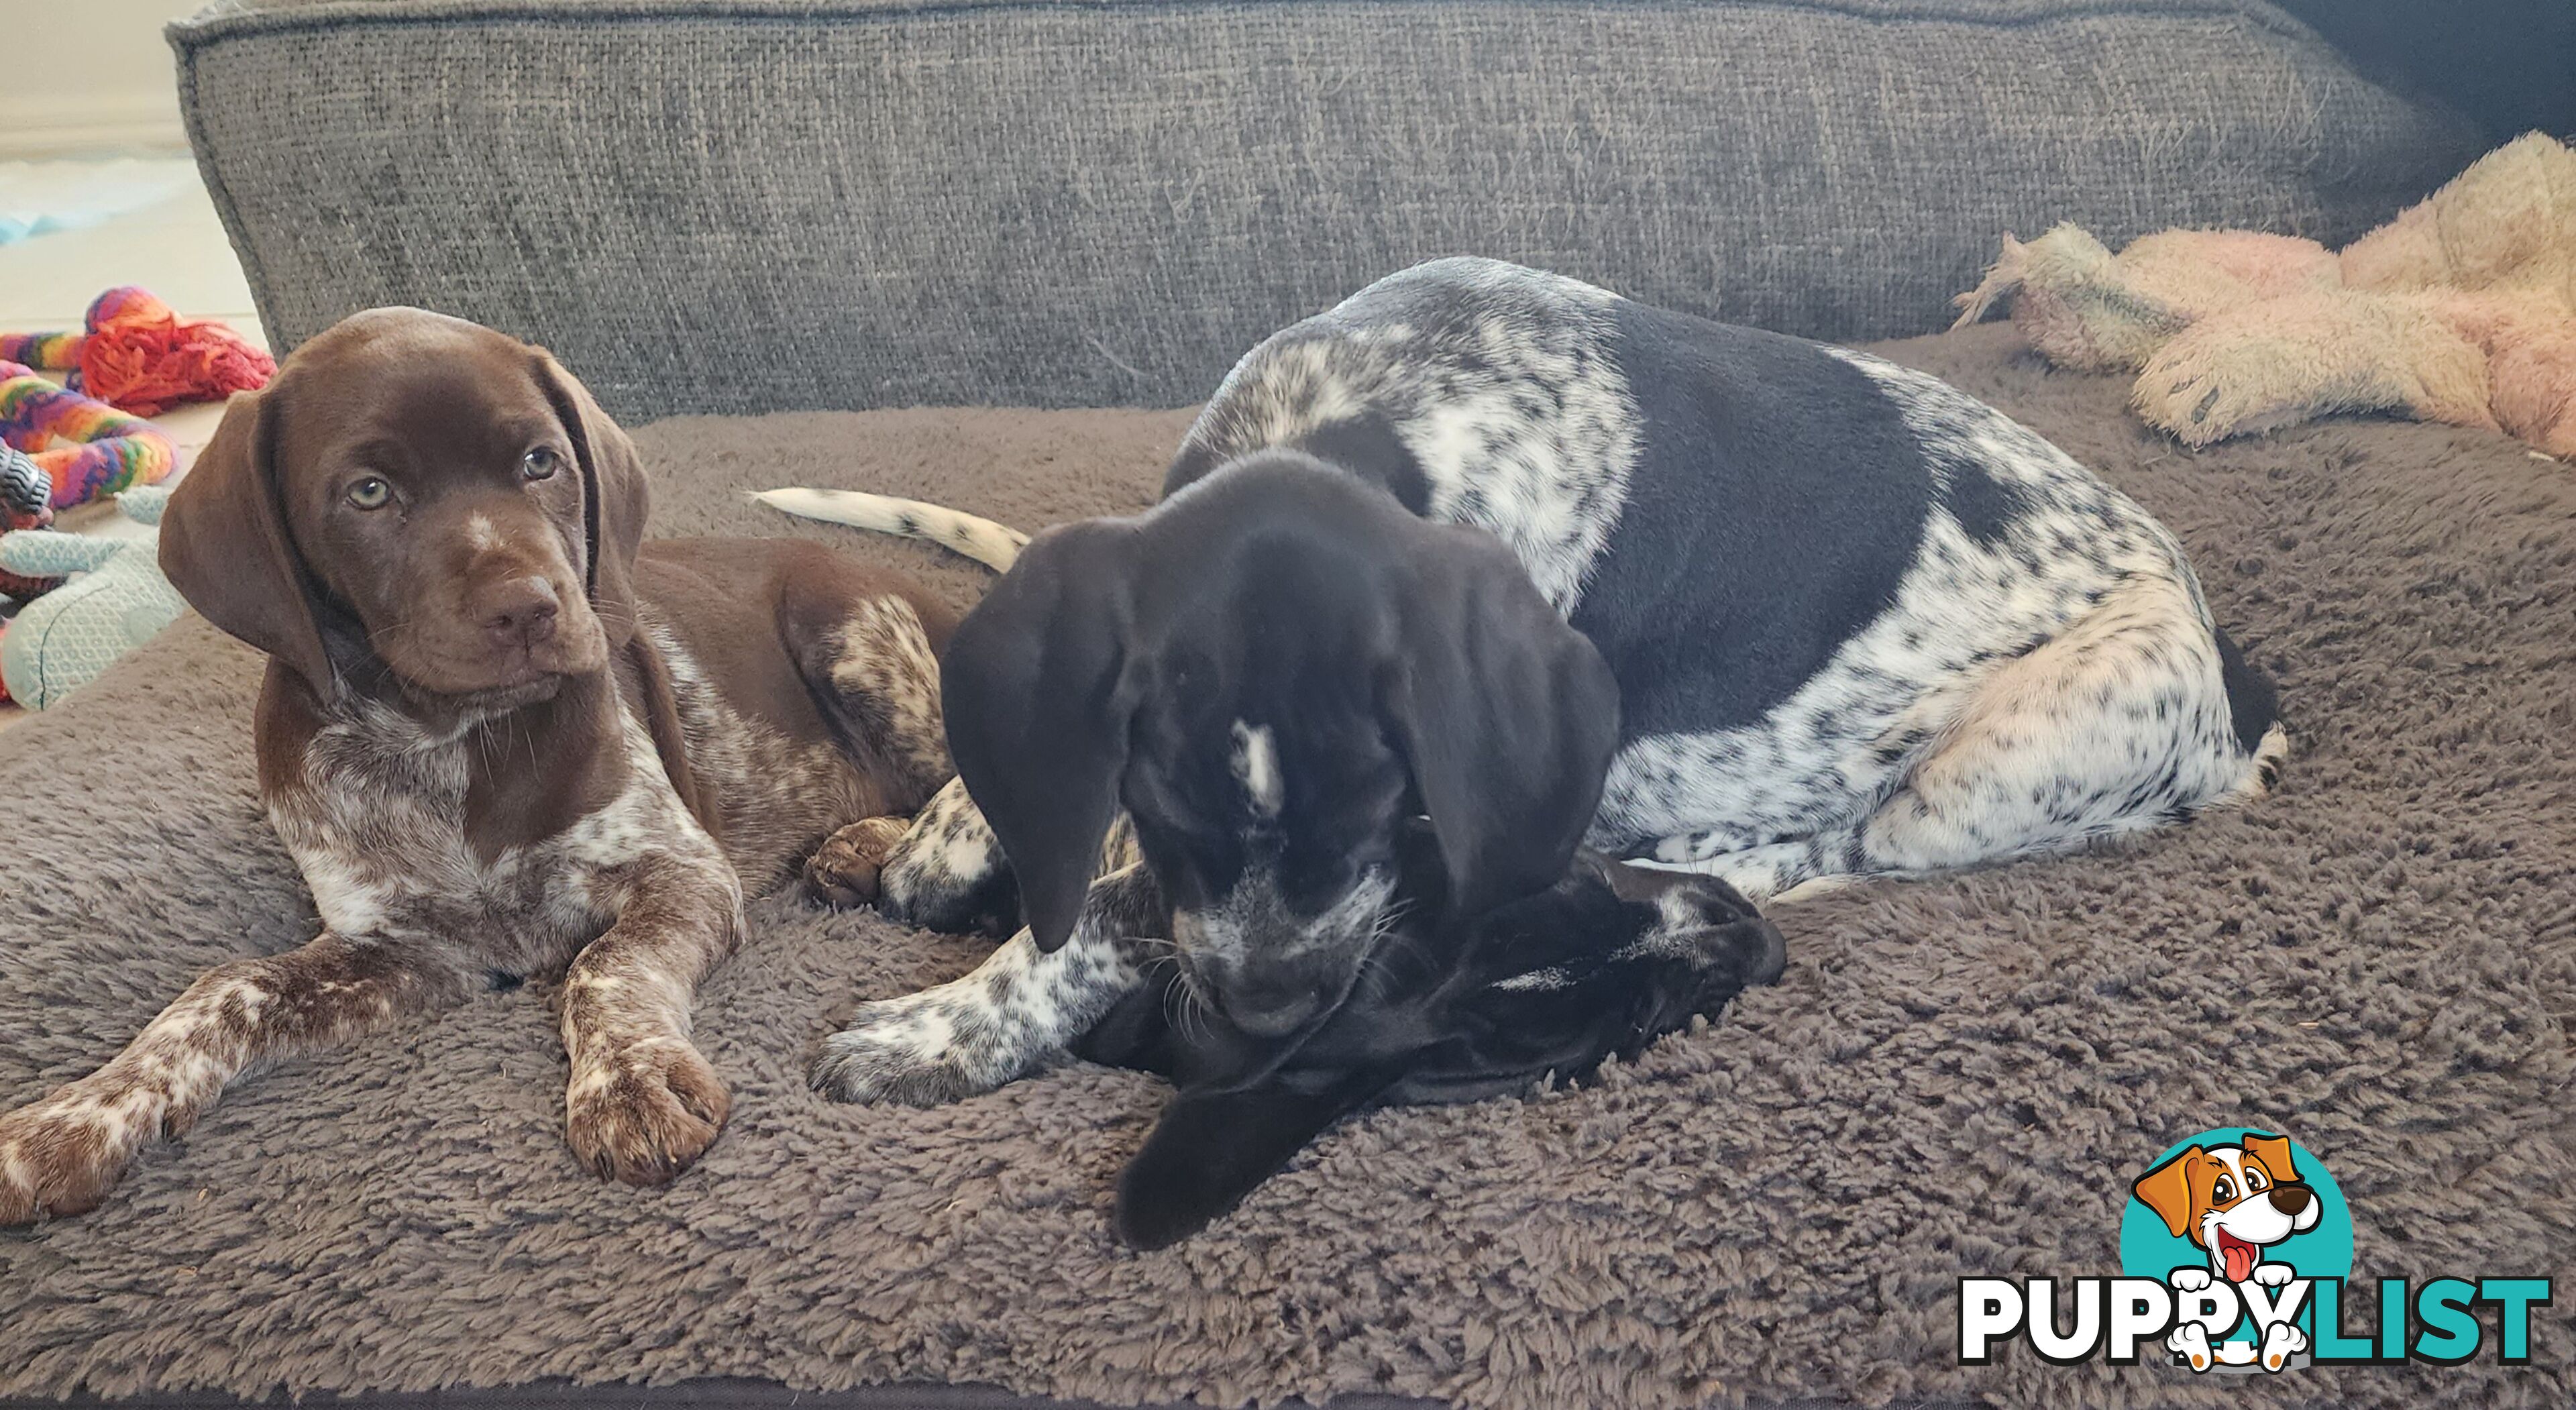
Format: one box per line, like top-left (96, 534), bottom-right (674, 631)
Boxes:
top-left (2131, 1132), bottom-right (2322, 1284)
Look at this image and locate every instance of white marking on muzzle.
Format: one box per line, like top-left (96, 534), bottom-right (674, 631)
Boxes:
top-left (1230, 720), bottom-right (1284, 820)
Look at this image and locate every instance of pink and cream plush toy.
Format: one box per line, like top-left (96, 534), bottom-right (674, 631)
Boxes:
top-left (1955, 133), bottom-right (2576, 459)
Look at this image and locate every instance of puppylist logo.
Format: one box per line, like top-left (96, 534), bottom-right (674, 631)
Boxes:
top-left (1958, 1128), bottom-right (2550, 1373)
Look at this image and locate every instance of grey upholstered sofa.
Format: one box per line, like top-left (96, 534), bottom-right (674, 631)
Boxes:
top-left (9, 5), bottom-right (2560, 1410)
top-left (170, 0), bottom-right (2481, 419)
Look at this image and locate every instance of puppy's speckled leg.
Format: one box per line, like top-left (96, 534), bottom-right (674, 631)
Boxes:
top-left (813, 862), bottom-right (1162, 1105)
top-left (873, 775), bottom-right (1020, 935)
top-left (1637, 573), bottom-right (2283, 898)
top-left (559, 863), bottom-right (744, 1186)
top-left (1839, 573), bottom-right (2280, 874)
top-left (0, 934), bottom-right (464, 1224)
top-left (806, 592), bottom-right (956, 812)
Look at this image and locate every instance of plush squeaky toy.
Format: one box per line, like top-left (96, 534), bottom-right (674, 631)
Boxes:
top-left (0, 483), bottom-right (186, 708)
top-left (1954, 132), bottom-right (2576, 458)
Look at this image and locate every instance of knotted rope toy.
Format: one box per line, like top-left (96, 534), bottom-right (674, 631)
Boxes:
top-left (0, 286), bottom-right (274, 418)
top-left (0, 362), bottom-right (177, 621)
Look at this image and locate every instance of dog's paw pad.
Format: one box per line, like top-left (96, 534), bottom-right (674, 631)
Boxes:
top-left (0, 1089), bottom-right (140, 1225)
top-left (809, 1006), bottom-right (995, 1107)
top-left (564, 1042), bottom-right (730, 1186)
top-left (804, 816), bottom-right (912, 909)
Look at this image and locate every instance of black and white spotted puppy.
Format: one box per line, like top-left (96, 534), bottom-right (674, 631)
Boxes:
top-left (765, 256), bottom-right (2286, 1107)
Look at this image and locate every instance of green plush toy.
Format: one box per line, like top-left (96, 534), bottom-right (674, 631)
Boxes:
top-left (0, 483), bottom-right (185, 708)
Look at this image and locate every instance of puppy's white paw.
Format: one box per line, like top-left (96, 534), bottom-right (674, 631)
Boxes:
top-left (2169, 1267), bottom-right (2213, 1293)
top-left (873, 782), bottom-right (1016, 936)
top-left (2167, 1322), bottom-right (2214, 1372)
top-left (2260, 1320), bottom-right (2308, 1372)
top-left (810, 990), bottom-right (1020, 1107)
top-left (2251, 1260), bottom-right (2294, 1288)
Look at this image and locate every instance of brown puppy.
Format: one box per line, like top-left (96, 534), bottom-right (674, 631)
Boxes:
top-left (0, 309), bottom-right (947, 1222)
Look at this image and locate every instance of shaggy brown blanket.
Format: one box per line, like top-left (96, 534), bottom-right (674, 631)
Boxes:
top-left (1, 325), bottom-right (2568, 1409)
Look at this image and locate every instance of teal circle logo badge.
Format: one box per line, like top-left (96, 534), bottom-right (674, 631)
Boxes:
top-left (2121, 1128), bottom-right (2353, 1369)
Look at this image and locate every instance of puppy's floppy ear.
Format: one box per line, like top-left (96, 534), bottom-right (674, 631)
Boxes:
top-left (2241, 1132), bottom-right (2298, 1185)
top-left (532, 350), bottom-right (649, 647)
top-left (160, 386), bottom-right (335, 692)
top-left (2132, 1146), bottom-right (2208, 1240)
top-left (1386, 527), bottom-right (1619, 922)
top-left (943, 521), bottom-right (1140, 953)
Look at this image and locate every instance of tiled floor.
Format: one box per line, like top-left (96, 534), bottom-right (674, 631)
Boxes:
top-left (0, 154), bottom-right (257, 732)
top-left (0, 157), bottom-right (258, 332)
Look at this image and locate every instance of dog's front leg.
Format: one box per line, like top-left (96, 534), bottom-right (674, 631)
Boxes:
top-left (559, 863), bottom-right (743, 1186)
top-left (871, 775), bottom-right (1020, 936)
top-left (0, 932), bottom-right (460, 1223)
top-left (812, 862), bottom-right (1163, 1106)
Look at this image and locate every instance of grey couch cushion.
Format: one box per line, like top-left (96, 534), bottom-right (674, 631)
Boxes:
top-left (172, 0), bottom-right (2480, 419)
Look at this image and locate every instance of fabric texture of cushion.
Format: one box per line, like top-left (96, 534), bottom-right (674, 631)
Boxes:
top-left (169, 0), bottom-right (2484, 419)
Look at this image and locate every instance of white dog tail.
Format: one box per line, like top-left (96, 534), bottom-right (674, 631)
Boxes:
top-left (752, 488), bottom-right (1028, 572)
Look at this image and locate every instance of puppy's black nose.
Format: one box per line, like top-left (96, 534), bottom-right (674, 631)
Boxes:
top-left (2269, 1185), bottom-right (2312, 1217)
top-left (480, 582), bottom-right (561, 648)
top-left (1214, 975), bottom-right (1328, 1039)
top-left (1224, 996), bottom-right (1321, 1039)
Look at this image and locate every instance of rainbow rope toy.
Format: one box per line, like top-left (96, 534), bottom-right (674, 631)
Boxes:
top-left (0, 362), bottom-right (176, 600)
top-left (0, 286), bottom-right (274, 419)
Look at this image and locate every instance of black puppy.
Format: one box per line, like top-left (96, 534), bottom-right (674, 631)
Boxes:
top-left (1074, 835), bottom-right (1784, 1248)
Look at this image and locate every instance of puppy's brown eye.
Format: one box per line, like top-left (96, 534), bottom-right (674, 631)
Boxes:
top-left (2212, 1176), bottom-right (2236, 1204)
top-left (2245, 1169), bottom-right (2267, 1192)
top-left (521, 447), bottom-right (562, 482)
top-left (346, 477), bottom-right (393, 510)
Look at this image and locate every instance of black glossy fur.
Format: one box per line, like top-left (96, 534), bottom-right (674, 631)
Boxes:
top-left (1075, 834), bottom-right (1785, 1248)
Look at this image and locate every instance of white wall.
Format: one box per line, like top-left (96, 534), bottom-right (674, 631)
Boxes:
top-left (9, 0), bottom-right (199, 155)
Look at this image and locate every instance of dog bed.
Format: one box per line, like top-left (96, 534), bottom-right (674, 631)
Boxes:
top-left (2, 325), bottom-right (2569, 1409)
